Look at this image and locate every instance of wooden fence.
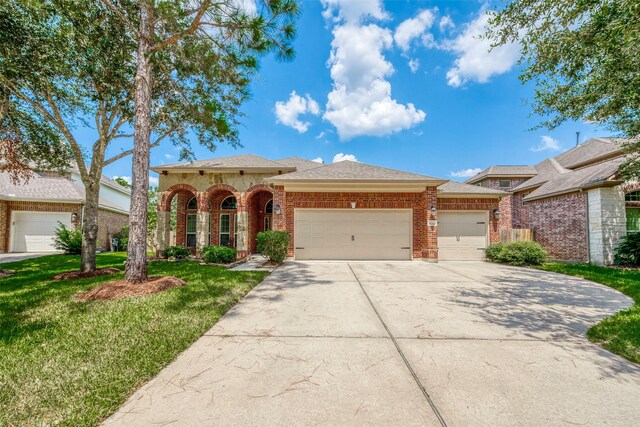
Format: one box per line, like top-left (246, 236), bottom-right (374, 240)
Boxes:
top-left (500, 228), bottom-right (534, 243)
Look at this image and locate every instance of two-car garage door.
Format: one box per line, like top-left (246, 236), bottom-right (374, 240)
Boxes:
top-left (10, 211), bottom-right (71, 252)
top-left (294, 209), bottom-right (412, 260)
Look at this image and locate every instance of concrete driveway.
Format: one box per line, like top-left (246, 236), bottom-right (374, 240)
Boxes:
top-left (105, 261), bottom-right (640, 426)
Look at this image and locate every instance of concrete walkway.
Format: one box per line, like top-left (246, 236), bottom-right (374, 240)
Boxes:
top-left (105, 261), bottom-right (640, 426)
top-left (0, 252), bottom-right (56, 263)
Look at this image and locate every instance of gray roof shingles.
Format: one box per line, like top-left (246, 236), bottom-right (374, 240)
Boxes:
top-left (153, 154), bottom-right (295, 171)
top-left (437, 181), bottom-right (508, 196)
top-left (275, 157), bottom-right (324, 171)
top-left (465, 165), bottom-right (537, 184)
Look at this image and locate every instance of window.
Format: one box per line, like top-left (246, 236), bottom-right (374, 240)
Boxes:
top-left (264, 216), bottom-right (271, 231)
top-left (627, 208), bottom-right (640, 232)
top-left (626, 191), bottom-right (640, 202)
top-left (265, 200), bottom-right (273, 214)
top-left (186, 196), bottom-right (197, 210)
top-left (220, 213), bottom-right (231, 246)
top-left (186, 213), bottom-right (197, 247)
top-left (498, 180), bottom-right (512, 189)
top-left (221, 196), bottom-right (237, 210)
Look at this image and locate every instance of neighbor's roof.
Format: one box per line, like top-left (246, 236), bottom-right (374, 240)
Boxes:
top-left (555, 137), bottom-right (626, 169)
top-left (511, 157), bottom-right (570, 193)
top-left (151, 154), bottom-right (296, 172)
top-left (0, 170), bottom-right (128, 213)
top-left (465, 165), bottom-right (538, 184)
top-left (275, 157), bottom-right (324, 171)
top-left (267, 160), bottom-right (445, 183)
top-left (437, 181), bottom-right (508, 197)
top-left (524, 157), bottom-right (625, 201)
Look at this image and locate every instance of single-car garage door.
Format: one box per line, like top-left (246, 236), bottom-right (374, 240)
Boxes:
top-left (294, 209), bottom-right (412, 260)
top-left (11, 211), bottom-right (72, 252)
top-left (438, 211), bottom-right (488, 260)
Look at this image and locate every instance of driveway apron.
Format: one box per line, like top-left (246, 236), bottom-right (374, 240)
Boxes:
top-left (105, 261), bottom-right (640, 426)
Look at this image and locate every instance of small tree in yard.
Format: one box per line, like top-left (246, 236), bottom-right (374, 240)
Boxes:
top-left (100, 0), bottom-right (299, 283)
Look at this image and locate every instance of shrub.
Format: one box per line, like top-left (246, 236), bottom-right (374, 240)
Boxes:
top-left (614, 232), bottom-right (640, 266)
top-left (256, 230), bottom-right (290, 263)
top-left (485, 241), bottom-right (547, 266)
top-left (112, 226), bottom-right (129, 251)
top-left (163, 246), bottom-right (191, 260)
top-left (53, 223), bottom-right (82, 255)
top-left (201, 245), bottom-right (237, 264)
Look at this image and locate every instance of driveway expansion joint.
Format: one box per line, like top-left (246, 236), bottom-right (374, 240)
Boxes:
top-left (347, 262), bottom-right (448, 427)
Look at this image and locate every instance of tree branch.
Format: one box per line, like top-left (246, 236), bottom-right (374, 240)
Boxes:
top-left (150, 0), bottom-right (211, 52)
top-left (100, 0), bottom-right (141, 38)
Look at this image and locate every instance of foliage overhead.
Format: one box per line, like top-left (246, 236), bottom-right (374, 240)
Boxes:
top-left (487, 0), bottom-right (640, 177)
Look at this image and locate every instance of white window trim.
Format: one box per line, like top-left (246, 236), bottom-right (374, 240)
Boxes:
top-left (220, 213), bottom-right (231, 246)
top-left (186, 213), bottom-right (197, 247)
top-left (221, 196), bottom-right (237, 210)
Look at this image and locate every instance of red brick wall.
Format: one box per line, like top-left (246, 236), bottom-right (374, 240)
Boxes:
top-left (275, 189), bottom-right (436, 259)
top-left (97, 209), bottom-right (129, 251)
top-left (0, 201), bottom-right (8, 252)
top-left (525, 192), bottom-right (588, 262)
top-left (438, 197), bottom-right (501, 243)
top-left (247, 191), bottom-right (273, 253)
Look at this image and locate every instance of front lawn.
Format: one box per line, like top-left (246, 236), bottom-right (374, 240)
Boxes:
top-left (540, 263), bottom-right (640, 364)
top-left (0, 253), bottom-right (268, 426)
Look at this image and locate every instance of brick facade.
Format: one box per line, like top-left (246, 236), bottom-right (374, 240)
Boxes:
top-left (0, 200), bottom-right (125, 252)
top-left (273, 189), bottom-right (439, 260)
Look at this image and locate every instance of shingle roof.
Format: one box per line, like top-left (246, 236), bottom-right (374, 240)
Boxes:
top-left (555, 138), bottom-right (626, 169)
top-left (465, 165), bottom-right (538, 184)
top-left (275, 157), bottom-right (324, 171)
top-left (511, 157), bottom-right (570, 192)
top-left (437, 181), bottom-right (508, 197)
top-left (0, 170), bottom-right (128, 213)
top-left (524, 157), bottom-right (624, 201)
top-left (152, 154), bottom-right (295, 171)
top-left (267, 160), bottom-right (444, 182)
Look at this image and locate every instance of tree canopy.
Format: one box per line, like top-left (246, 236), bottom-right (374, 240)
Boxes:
top-left (488, 0), bottom-right (640, 176)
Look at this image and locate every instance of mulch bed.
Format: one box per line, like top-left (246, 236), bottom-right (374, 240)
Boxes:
top-left (0, 269), bottom-right (15, 278)
top-left (76, 276), bottom-right (187, 301)
top-left (53, 268), bottom-right (121, 280)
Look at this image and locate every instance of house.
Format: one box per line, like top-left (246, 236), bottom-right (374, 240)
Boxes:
top-left (466, 137), bottom-right (637, 265)
top-left (0, 167), bottom-right (130, 253)
top-left (152, 154), bottom-right (507, 261)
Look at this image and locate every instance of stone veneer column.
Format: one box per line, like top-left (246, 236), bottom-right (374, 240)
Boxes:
top-left (155, 209), bottom-right (171, 255)
top-left (587, 186), bottom-right (627, 265)
top-left (424, 187), bottom-right (438, 261)
top-left (196, 211), bottom-right (210, 250)
top-left (235, 210), bottom-right (248, 254)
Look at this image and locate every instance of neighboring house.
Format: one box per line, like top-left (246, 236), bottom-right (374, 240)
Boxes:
top-left (152, 154), bottom-right (507, 261)
top-left (466, 137), bottom-right (636, 265)
top-left (0, 167), bottom-right (130, 253)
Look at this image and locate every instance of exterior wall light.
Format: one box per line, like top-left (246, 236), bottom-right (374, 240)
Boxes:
top-left (274, 204), bottom-right (282, 215)
top-left (351, 202), bottom-right (356, 209)
top-left (430, 205), bottom-right (437, 217)
top-left (493, 208), bottom-right (500, 220)
top-left (71, 212), bottom-right (78, 222)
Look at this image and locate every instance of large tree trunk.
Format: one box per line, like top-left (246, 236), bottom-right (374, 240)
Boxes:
top-left (80, 179), bottom-right (100, 272)
top-left (125, 2), bottom-right (153, 284)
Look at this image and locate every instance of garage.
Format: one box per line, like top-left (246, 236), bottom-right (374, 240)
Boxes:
top-left (437, 211), bottom-right (488, 260)
top-left (294, 209), bottom-right (412, 260)
top-left (10, 211), bottom-right (71, 252)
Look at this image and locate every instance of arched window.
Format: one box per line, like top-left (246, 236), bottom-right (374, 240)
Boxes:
top-left (221, 195), bottom-right (237, 210)
top-left (186, 196), bottom-right (197, 210)
top-left (265, 199), bottom-right (273, 214)
top-left (626, 191), bottom-right (640, 202)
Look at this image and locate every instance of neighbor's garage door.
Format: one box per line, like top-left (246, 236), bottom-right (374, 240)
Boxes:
top-left (11, 211), bottom-right (71, 252)
top-left (294, 209), bottom-right (412, 260)
top-left (438, 211), bottom-right (488, 260)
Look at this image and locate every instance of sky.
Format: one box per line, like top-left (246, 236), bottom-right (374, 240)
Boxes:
top-left (99, 0), bottom-right (605, 186)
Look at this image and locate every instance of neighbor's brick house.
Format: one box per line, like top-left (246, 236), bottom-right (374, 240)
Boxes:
top-left (152, 155), bottom-right (507, 261)
top-left (467, 138), bottom-right (636, 265)
top-left (0, 168), bottom-right (130, 253)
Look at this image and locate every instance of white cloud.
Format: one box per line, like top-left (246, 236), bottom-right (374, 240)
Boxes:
top-left (233, 0), bottom-right (256, 15)
top-left (312, 157), bottom-right (324, 163)
top-left (315, 131), bottom-right (326, 139)
top-left (394, 9), bottom-right (437, 51)
top-left (321, 0), bottom-right (387, 24)
top-left (445, 12), bottom-right (520, 87)
top-left (531, 135), bottom-right (562, 152)
top-left (449, 168), bottom-right (482, 178)
top-left (408, 58), bottom-right (420, 73)
top-left (421, 33), bottom-right (438, 49)
top-left (149, 175), bottom-right (159, 186)
top-left (274, 91), bottom-right (321, 133)
top-left (333, 153), bottom-right (358, 163)
top-left (164, 153), bottom-right (174, 160)
top-left (322, 2), bottom-right (426, 140)
top-left (439, 15), bottom-right (454, 32)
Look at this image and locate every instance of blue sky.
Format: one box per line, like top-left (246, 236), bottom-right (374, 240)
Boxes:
top-left (100, 0), bottom-right (604, 185)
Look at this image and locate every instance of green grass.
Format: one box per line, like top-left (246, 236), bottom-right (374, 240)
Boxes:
top-left (540, 263), bottom-right (640, 364)
top-left (0, 253), bottom-right (268, 426)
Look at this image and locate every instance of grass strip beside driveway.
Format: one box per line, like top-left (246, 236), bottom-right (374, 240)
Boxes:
top-left (0, 253), bottom-right (267, 426)
top-left (540, 263), bottom-right (640, 364)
